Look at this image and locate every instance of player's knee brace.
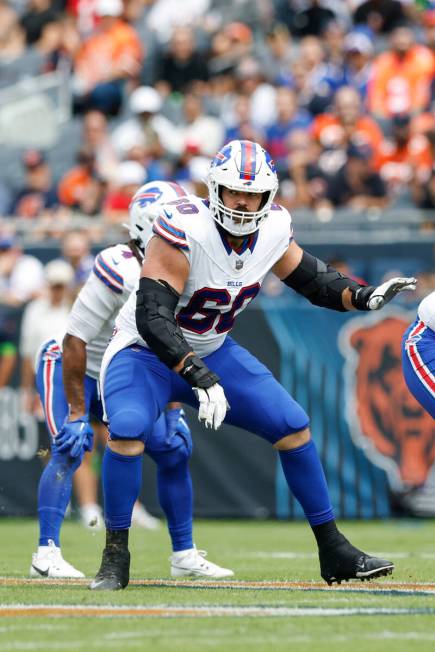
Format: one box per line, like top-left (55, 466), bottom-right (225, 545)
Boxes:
top-left (108, 407), bottom-right (150, 441)
top-left (146, 436), bottom-right (191, 471)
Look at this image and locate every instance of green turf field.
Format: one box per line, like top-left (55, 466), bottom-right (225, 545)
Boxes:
top-left (1, 518), bottom-right (435, 651)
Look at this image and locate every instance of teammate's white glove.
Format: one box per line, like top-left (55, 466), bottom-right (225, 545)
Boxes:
top-left (352, 277), bottom-right (417, 311)
top-left (193, 383), bottom-right (229, 430)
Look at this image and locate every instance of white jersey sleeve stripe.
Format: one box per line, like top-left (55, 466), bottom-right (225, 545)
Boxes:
top-left (94, 257), bottom-right (124, 294)
top-left (152, 218), bottom-right (189, 250)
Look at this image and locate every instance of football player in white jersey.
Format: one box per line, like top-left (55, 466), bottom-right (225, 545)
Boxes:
top-left (31, 180), bottom-right (233, 580)
top-left (402, 290), bottom-right (435, 418)
top-left (91, 140), bottom-right (416, 590)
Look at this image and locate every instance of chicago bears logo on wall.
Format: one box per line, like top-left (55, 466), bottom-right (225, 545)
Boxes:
top-left (339, 312), bottom-right (435, 491)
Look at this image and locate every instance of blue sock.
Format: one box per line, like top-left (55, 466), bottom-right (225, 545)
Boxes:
top-left (103, 447), bottom-right (142, 530)
top-left (278, 440), bottom-right (334, 526)
top-left (148, 444), bottom-right (194, 552)
top-left (38, 450), bottom-right (81, 547)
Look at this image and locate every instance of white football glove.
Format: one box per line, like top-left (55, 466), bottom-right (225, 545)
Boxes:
top-left (193, 383), bottom-right (229, 430)
top-left (367, 276), bottom-right (417, 310)
top-left (352, 276), bottom-right (417, 310)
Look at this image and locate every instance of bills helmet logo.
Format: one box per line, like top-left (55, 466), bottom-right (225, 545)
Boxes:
top-left (340, 313), bottom-right (435, 490)
top-left (212, 144), bottom-right (232, 168)
top-left (132, 187), bottom-right (163, 207)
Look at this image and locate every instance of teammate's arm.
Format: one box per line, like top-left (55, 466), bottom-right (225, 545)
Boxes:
top-left (136, 236), bottom-right (228, 429)
top-left (62, 334), bottom-right (87, 419)
top-left (272, 240), bottom-right (416, 311)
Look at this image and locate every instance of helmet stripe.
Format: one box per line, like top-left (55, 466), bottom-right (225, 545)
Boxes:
top-left (240, 141), bottom-right (256, 180)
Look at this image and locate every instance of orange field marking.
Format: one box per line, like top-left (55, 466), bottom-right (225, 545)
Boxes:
top-left (1, 604), bottom-right (435, 618)
top-left (2, 577), bottom-right (435, 594)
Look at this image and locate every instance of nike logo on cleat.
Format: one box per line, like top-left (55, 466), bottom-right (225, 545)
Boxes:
top-left (31, 564), bottom-right (49, 577)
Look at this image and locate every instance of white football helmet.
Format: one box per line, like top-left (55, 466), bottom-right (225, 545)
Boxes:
top-left (127, 180), bottom-right (187, 247)
top-left (207, 140), bottom-right (279, 236)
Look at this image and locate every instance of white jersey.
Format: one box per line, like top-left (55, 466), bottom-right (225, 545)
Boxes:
top-left (418, 290), bottom-right (435, 333)
top-left (60, 243), bottom-right (140, 378)
top-left (111, 195), bottom-right (293, 363)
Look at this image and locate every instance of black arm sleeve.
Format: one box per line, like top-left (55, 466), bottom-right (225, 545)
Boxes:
top-left (135, 277), bottom-right (220, 388)
top-left (282, 250), bottom-right (372, 312)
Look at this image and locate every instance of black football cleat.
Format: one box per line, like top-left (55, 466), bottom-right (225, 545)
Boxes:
top-left (319, 535), bottom-right (394, 585)
top-left (89, 530), bottom-right (130, 591)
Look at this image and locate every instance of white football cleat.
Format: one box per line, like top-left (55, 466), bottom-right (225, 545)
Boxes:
top-left (30, 540), bottom-right (85, 579)
top-left (80, 503), bottom-right (104, 530)
top-left (170, 548), bottom-right (234, 579)
top-left (131, 502), bottom-right (160, 530)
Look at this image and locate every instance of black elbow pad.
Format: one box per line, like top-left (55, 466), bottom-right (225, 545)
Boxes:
top-left (282, 251), bottom-right (360, 312)
top-left (136, 277), bottom-right (192, 368)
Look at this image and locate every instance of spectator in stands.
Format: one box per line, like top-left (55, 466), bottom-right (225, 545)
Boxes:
top-left (266, 86), bottom-right (312, 169)
top-left (20, 258), bottom-right (74, 412)
top-left (280, 128), bottom-right (328, 209)
top-left (353, 0), bottom-right (407, 34)
top-left (110, 85), bottom-right (182, 161)
top-left (286, 36), bottom-right (334, 115)
top-left (155, 25), bottom-right (209, 95)
top-left (311, 86), bottom-right (383, 175)
top-left (318, 143), bottom-right (389, 210)
top-left (20, 0), bottom-right (61, 46)
top-left (342, 30), bottom-right (374, 102)
top-left (0, 232), bottom-right (44, 305)
top-left (224, 93), bottom-right (265, 145)
top-left (368, 23), bottom-right (435, 118)
top-left (81, 109), bottom-right (119, 182)
top-left (208, 21), bottom-right (253, 79)
top-left (103, 159), bottom-right (146, 224)
top-left (292, 0), bottom-right (338, 37)
top-left (0, 3), bottom-right (45, 88)
top-left (58, 147), bottom-right (106, 215)
top-left (374, 113), bottom-right (433, 200)
top-left (0, 230), bottom-right (44, 387)
top-left (234, 57), bottom-right (277, 128)
top-left (178, 91), bottom-right (224, 158)
top-left (61, 230), bottom-right (94, 288)
top-left (411, 128), bottom-right (435, 209)
top-left (9, 150), bottom-right (59, 219)
top-left (72, 0), bottom-right (143, 116)
top-left (260, 23), bottom-right (294, 84)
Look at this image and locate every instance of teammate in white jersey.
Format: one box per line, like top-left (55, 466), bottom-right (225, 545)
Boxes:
top-left (402, 290), bottom-right (435, 418)
top-left (31, 180), bottom-right (232, 580)
top-left (91, 140), bottom-right (416, 590)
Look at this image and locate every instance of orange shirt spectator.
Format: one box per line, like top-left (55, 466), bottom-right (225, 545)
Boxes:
top-left (368, 26), bottom-right (435, 118)
top-left (311, 113), bottom-right (383, 156)
top-left (311, 87), bottom-right (383, 173)
top-left (374, 115), bottom-right (433, 193)
top-left (58, 149), bottom-right (105, 215)
top-left (73, 0), bottom-right (143, 95)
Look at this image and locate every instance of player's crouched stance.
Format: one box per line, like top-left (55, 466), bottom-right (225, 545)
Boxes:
top-left (91, 140), bottom-right (416, 590)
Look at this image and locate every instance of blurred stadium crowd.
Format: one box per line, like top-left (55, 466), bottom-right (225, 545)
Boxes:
top-left (0, 0), bottom-right (433, 228)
